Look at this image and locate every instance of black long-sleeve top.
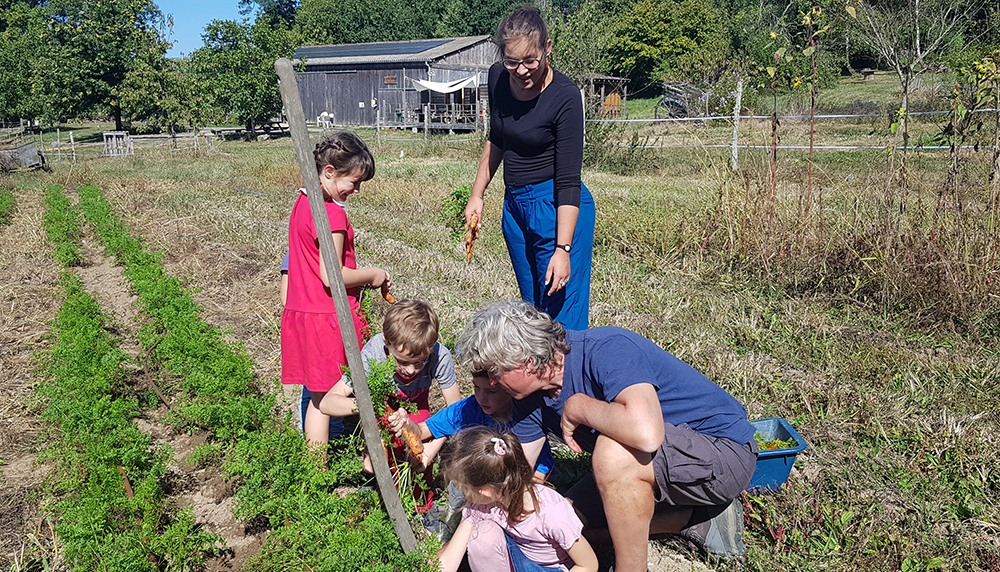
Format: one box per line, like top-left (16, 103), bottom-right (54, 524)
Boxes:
top-left (487, 62), bottom-right (584, 208)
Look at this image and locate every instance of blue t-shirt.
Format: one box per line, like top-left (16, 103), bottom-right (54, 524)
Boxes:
top-left (511, 327), bottom-right (756, 453)
top-left (426, 396), bottom-right (554, 475)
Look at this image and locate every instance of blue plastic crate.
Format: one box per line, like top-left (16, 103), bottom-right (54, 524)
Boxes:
top-left (746, 418), bottom-right (808, 494)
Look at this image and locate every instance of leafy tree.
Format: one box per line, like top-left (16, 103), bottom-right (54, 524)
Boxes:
top-left (608, 0), bottom-right (730, 92)
top-left (33, 0), bottom-right (165, 130)
top-left (191, 18), bottom-right (298, 137)
top-left (239, 0), bottom-right (299, 28)
top-left (0, 2), bottom-right (45, 119)
top-left (433, 0), bottom-right (522, 37)
top-left (548, 0), bottom-right (615, 86)
top-left (120, 52), bottom-right (213, 137)
top-left (296, 0), bottom-right (440, 45)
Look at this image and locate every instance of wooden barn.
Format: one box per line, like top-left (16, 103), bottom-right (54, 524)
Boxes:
top-left (294, 36), bottom-right (496, 131)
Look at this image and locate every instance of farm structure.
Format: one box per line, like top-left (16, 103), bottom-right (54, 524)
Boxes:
top-left (0, 128), bottom-right (46, 172)
top-left (294, 36), bottom-right (495, 131)
top-left (582, 74), bottom-right (629, 118)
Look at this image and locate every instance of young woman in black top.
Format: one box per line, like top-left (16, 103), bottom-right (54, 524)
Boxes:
top-left (463, 7), bottom-right (595, 330)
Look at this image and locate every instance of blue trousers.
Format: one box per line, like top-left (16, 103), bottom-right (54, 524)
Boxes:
top-left (299, 387), bottom-right (344, 438)
top-left (504, 533), bottom-right (563, 572)
top-left (502, 179), bottom-right (595, 330)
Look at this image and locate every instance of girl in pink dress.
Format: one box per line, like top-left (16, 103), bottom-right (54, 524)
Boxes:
top-left (281, 131), bottom-right (390, 449)
top-left (438, 426), bottom-right (598, 572)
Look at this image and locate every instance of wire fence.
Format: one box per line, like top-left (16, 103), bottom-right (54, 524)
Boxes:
top-left (15, 105), bottom-right (999, 169)
top-left (580, 107), bottom-right (999, 171)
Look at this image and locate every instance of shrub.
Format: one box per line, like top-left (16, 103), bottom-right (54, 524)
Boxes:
top-left (439, 184), bottom-right (471, 238)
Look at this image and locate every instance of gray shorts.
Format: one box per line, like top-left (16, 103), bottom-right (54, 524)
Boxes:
top-left (567, 422), bottom-right (757, 529)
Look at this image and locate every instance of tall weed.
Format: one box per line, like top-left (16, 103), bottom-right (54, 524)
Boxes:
top-left (692, 152), bottom-right (1000, 330)
top-left (584, 121), bottom-right (661, 175)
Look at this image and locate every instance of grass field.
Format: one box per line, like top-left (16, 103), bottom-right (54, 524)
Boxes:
top-left (2, 71), bottom-right (999, 572)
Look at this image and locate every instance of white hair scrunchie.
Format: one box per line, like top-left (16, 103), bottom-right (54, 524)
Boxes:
top-left (490, 437), bottom-right (507, 456)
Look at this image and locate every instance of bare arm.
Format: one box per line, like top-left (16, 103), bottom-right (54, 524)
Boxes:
top-left (545, 204), bottom-right (580, 295)
top-left (415, 436), bottom-right (447, 471)
top-left (464, 141), bottom-right (503, 226)
top-left (441, 384), bottom-right (462, 406)
top-left (319, 231), bottom-right (390, 290)
top-left (560, 383), bottom-right (664, 454)
top-left (521, 436), bottom-right (547, 470)
top-left (318, 380), bottom-right (358, 417)
top-left (386, 408), bottom-right (433, 441)
top-left (438, 517), bottom-right (474, 572)
top-left (566, 536), bottom-right (599, 572)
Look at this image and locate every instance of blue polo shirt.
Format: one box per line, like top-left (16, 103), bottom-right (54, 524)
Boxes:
top-left (511, 327), bottom-right (756, 453)
top-left (426, 395), bottom-right (554, 475)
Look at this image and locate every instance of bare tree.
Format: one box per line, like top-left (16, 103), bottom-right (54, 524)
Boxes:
top-left (852, 0), bottom-right (986, 143)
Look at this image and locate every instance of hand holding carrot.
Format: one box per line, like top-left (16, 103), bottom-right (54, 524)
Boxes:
top-left (386, 407), bottom-right (423, 456)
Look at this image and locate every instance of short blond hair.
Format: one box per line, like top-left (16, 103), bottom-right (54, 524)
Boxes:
top-left (382, 299), bottom-right (439, 356)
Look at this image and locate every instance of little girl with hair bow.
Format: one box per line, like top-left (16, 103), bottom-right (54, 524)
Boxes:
top-left (438, 426), bottom-right (598, 572)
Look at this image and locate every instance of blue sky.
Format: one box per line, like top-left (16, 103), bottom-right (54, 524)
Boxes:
top-left (158, 1), bottom-right (246, 58)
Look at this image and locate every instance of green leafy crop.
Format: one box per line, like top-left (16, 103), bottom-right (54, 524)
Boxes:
top-left (42, 184), bottom-right (82, 267)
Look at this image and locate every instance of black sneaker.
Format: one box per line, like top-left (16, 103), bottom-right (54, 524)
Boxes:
top-left (420, 504), bottom-right (445, 536)
top-left (679, 500), bottom-right (747, 561)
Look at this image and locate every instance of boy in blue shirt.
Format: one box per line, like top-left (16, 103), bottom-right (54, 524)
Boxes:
top-left (387, 370), bottom-right (555, 540)
top-left (387, 371), bottom-right (554, 479)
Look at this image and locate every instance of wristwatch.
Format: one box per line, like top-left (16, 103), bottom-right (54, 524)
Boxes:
top-left (555, 244), bottom-right (572, 253)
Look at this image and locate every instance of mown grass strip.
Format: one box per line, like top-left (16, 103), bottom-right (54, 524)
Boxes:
top-left (77, 183), bottom-right (433, 571)
top-left (42, 184), bottom-right (82, 267)
top-left (37, 273), bottom-right (222, 571)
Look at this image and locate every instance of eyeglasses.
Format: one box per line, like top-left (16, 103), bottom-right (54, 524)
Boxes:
top-left (385, 347), bottom-right (430, 369)
top-left (501, 57), bottom-right (542, 71)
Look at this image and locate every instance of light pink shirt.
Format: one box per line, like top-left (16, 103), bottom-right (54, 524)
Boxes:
top-left (463, 484), bottom-right (583, 571)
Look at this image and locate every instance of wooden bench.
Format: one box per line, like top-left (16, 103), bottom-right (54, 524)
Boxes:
top-left (860, 68), bottom-right (875, 81)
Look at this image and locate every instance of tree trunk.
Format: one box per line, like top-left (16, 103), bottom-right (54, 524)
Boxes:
top-left (897, 72), bottom-right (910, 198)
top-left (114, 106), bottom-right (124, 132)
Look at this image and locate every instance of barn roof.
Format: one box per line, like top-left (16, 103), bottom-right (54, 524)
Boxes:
top-left (295, 35), bottom-right (492, 66)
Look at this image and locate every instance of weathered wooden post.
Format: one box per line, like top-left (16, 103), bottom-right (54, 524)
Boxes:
top-left (424, 104), bottom-right (429, 143)
top-left (731, 77), bottom-right (744, 172)
top-left (273, 57), bottom-right (418, 554)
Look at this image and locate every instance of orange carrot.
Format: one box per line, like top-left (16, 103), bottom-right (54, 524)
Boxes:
top-left (381, 282), bottom-right (396, 304)
top-left (465, 213), bottom-right (479, 262)
top-left (401, 426), bottom-right (424, 456)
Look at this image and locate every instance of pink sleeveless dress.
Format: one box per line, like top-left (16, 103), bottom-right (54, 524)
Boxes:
top-left (281, 191), bottom-right (367, 392)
